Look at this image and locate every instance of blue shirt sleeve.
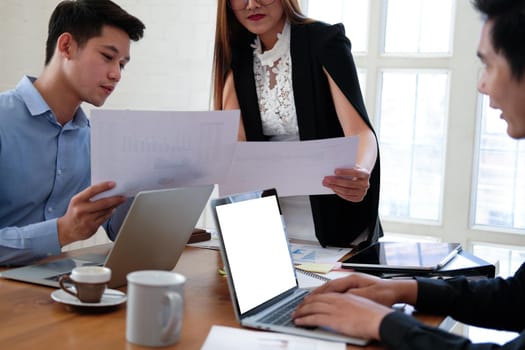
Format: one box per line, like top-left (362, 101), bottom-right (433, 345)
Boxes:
top-left (0, 76), bottom-right (91, 266)
top-left (0, 219), bottom-right (61, 265)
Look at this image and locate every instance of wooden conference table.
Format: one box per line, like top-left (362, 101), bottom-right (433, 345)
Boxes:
top-left (0, 244), bottom-right (448, 350)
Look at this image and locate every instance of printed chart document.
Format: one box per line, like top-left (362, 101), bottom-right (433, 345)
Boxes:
top-left (201, 325), bottom-right (345, 350)
top-left (290, 242), bottom-right (352, 265)
top-left (90, 109), bottom-right (239, 199)
top-left (290, 241), bottom-right (353, 289)
top-left (218, 136), bottom-right (359, 196)
top-left (90, 109), bottom-right (358, 199)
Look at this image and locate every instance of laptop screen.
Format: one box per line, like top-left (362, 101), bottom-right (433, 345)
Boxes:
top-left (214, 191), bottom-right (297, 315)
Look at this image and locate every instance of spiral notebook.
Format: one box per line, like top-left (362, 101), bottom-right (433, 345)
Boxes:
top-left (296, 269), bottom-right (330, 289)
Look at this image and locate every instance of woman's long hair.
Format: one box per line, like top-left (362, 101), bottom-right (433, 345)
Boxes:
top-left (212, 0), bottom-right (311, 110)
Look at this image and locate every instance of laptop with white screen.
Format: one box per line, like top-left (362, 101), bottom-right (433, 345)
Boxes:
top-left (212, 188), bottom-right (369, 345)
top-left (1, 185), bottom-right (213, 288)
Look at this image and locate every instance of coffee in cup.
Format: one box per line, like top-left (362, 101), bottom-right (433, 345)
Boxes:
top-left (59, 266), bottom-right (111, 303)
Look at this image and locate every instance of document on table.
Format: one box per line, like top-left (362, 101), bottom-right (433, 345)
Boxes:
top-left (90, 109), bottom-right (239, 199)
top-left (218, 136), bottom-right (359, 196)
top-left (200, 325), bottom-right (345, 350)
top-left (290, 242), bottom-right (351, 265)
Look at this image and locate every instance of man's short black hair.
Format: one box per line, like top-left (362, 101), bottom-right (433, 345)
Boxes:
top-left (45, 0), bottom-right (145, 65)
top-left (473, 0), bottom-right (525, 80)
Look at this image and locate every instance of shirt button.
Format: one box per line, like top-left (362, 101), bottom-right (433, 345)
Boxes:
top-left (57, 169), bottom-right (62, 175)
top-left (47, 207), bottom-right (53, 213)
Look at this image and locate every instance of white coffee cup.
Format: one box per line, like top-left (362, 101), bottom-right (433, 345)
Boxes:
top-left (126, 270), bottom-right (186, 347)
top-left (59, 266), bottom-right (111, 303)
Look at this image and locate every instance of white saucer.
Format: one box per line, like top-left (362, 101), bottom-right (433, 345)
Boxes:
top-left (51, 288), bottom-right (127, 307)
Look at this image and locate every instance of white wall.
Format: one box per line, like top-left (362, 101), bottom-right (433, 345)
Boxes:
top-left (0, 0), bottom-right (217, 110)
top-left (0, 0), bottom-right (218, 249)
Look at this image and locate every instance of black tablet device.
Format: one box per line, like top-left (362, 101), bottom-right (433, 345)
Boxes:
top-left (341, 241), bottom-right (462, 273)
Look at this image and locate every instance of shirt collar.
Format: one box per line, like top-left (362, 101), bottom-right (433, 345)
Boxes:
top-left (252, 21), bottom-right (291, 67)
top-left (16, 75), bottom-right (89, 129)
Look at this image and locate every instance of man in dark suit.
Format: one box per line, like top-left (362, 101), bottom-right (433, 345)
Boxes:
top-left (293, 0), bottom-right (525, 348)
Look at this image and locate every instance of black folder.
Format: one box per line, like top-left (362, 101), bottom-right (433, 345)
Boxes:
top-left (341, 242), bottom-right (462, 273)
top-left (354, 250), bottom-right (495, 279)
top-left (342, 242), bottom-right (495, 279)
top-left (433, 250), bottom-right (495, 278)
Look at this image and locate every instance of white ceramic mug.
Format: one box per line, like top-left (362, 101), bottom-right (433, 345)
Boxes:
top-left (126, 270), bottom-right (186, 347)
top-left (59, 266), bottom-right (111, 303)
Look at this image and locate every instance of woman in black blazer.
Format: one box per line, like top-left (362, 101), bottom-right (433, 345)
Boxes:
top-left (212, 0), bottom-right (382, 248)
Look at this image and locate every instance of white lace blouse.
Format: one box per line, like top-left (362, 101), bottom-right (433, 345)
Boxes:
top-left (252, 21), bottom-right (298, 137)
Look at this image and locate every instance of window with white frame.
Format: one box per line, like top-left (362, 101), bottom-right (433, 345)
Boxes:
top-left (305, 0), bottom-right (525, 343)
top-left (378, 70), bottom-right (449, 222)
top-left (304, 0), bottom-right (370, 53)
top-left (473, 96), bottom-right (525, 231)
top-left (304, 0), bottom-right (525, 260)
top-left (383, 0), bottom-right (455, 54)
top-left (306, 0), bottom-right (453, 224)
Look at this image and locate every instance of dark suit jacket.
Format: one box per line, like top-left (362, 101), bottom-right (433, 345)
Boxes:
top-left (380, 262), bottom-right (525, 349)
top-left (230, 21), bottom-right (381, 247)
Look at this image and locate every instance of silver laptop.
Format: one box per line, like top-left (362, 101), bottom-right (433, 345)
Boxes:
top-left (1, 185), bottom-right (213, 288)
top-left (212, 188), bottom-right (369, 346)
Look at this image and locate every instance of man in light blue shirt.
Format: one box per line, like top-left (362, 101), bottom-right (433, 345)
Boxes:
top-left (0, 0), bottom-right (145, 265)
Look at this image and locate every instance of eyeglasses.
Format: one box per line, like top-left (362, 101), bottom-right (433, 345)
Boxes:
top-left (228, 0), bottom-right (277, 11)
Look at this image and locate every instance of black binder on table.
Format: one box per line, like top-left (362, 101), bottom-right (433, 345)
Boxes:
top-left (341, 242), bottom-right (462, 273)
top-left (355, 250), bottom-right (495, 280)
top-left (434, 250), bottom-right (496, 279)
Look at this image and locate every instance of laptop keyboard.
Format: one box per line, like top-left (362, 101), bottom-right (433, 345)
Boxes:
top-left (44, 261), bottom-right (103, 282)
top-left (259, 293), bottom-right (306, 327)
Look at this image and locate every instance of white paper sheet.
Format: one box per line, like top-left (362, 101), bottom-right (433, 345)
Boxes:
top-left (200, 325), bottom-right (345, 350)
top-left (218, 136), bottom-right (359, 196)
top-left (90, 109), bottom-right (239, 199)
top-left (90, 109), bottom-right (359, 200)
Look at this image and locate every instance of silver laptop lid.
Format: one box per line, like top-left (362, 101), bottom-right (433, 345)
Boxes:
top-left (106, 185), bottom-right (214, 287)
top-left (0, 185), bottom-right (213, 288)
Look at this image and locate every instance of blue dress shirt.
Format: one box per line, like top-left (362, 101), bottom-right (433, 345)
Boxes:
top-left (0, 76), bottom-right (121, 265)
